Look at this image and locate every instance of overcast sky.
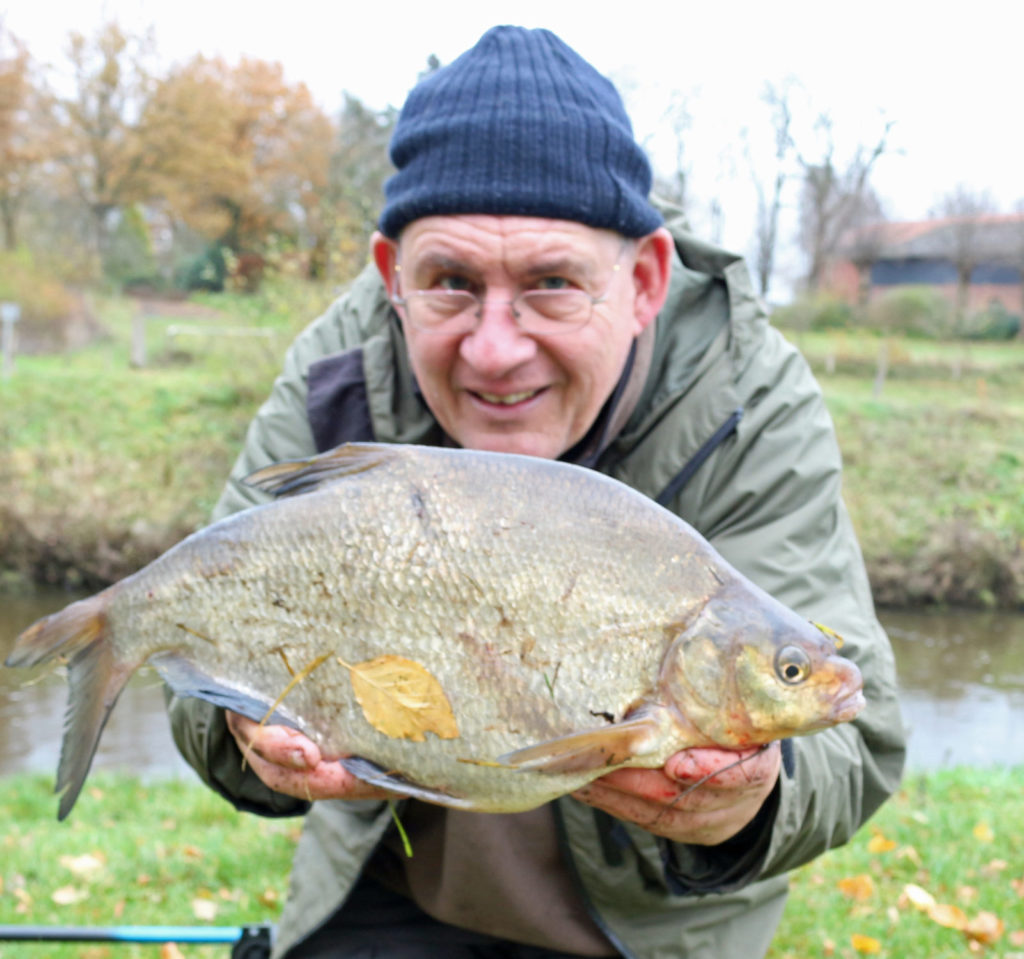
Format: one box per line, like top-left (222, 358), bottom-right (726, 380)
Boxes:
top-left (4, 0), bottom-right (1021, 286)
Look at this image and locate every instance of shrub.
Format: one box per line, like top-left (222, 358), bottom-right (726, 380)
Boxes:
top-left (865, 287), bottom-right (954, 338)
top-left (771, 292), bottom-right (855, 331)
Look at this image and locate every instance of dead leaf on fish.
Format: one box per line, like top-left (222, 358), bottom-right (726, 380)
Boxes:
top-left (340, 655), bottom-right (459, 742)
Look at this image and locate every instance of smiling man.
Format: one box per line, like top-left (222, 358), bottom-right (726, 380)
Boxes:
top-left (168, 25), bottom-right (905, 959)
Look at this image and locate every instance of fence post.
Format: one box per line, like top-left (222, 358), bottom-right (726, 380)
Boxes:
top-left (131, 307), bottom-right (147, 368)
top-left (1, 302), bottom-right (20, 380)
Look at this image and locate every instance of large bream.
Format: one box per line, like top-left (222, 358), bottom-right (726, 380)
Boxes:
top-left (6, 443), bottom-right (864, 819)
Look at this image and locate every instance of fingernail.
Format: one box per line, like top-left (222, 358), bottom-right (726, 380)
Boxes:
top-left (288, 749), bottom-right (309, 770)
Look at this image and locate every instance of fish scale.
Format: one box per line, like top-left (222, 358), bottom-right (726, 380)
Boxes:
top-left (4, 442), bottom-right (865, 819)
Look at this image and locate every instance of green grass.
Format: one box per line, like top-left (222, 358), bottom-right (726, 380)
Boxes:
top-left (0, 773), bottom-right (298, 959)
top-left (2, 769), bottom-right (1021, 958)
top-left (768, 766), bottom-right (1024, 958)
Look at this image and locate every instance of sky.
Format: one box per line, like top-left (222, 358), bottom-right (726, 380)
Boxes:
top-left (3, 0), bottom-right (1022, 287)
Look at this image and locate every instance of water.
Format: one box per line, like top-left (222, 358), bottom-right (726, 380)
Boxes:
top-left (1, 591), bottom-right (1022, 780)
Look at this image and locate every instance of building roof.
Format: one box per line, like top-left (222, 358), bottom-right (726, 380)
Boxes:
top-left (841, 213), bottom-right (1024, 263)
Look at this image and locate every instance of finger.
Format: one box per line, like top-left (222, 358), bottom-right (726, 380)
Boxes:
top-left (226, 713), bottom-right (321, 771)
top-left (666, 743), bottom-right (780, 789)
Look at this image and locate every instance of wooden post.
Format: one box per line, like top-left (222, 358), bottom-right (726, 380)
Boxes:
top-left (131, 308), bottom-right (146, 368)
top-left (1, 302), bottom-right (20, 380)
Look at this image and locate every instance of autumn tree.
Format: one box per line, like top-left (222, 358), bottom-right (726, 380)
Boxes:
top-left (796, 111), bottom-right (893, 291)
top-left (0, 22), bottom-right (49, 250)
top-left (145, 55), bottom-right (336, 272)
top-left (46, 22), bottom-right (159, 271)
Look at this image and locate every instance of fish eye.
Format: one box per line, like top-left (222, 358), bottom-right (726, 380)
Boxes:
top-left (775, 645), bottom-right (811, 685)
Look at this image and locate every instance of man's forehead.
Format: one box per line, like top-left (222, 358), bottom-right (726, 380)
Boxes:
top-left (397, 215), bottom-right (621, 267)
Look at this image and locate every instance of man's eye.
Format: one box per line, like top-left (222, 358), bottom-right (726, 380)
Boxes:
top-left (533, 276), bottom-right (572, 291)
top-left (436, 275), bottom-right (475, 293)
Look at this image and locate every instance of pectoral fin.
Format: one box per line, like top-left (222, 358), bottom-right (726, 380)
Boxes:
top-left (496, 706), bottom-right (670, 775)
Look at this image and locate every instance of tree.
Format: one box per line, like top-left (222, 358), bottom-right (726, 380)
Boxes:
top-left (744, 79), bottom-right (796, 297)
top-left (931, 185), bottom-right (997, 332)
top-left (46, 22), bottom-right (158, 271)
top-left (144, 54), bottom-right (338, 280)
top-left (796, 111), bottom-right (893, 291)
top-left (0, 21), bottom-right (44, 250)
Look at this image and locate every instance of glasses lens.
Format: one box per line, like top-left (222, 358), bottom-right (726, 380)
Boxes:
top-left (517, 290), bottom-right (592, 333)
top-left (404, 291), bottom-right (477, 332)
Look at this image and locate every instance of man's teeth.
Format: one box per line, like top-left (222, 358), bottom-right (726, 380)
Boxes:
top-left (478, 389), bottom-right (538, 405)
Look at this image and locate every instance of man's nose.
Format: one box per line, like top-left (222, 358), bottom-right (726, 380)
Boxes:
top-left (458, 298), bottom-right (537, 372)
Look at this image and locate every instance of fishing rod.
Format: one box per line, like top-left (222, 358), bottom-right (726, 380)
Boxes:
top-left (0, 922), bottom-right (272, 957)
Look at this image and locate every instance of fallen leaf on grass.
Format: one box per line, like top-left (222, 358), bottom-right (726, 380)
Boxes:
top-left (59, 852), bottom-right (107, 880)
top-left (1011, 877), bottom-right (1024, 898)
top-left (965, 911), bottom-right (1004, 945)
top-left (973, 821), bottom-right (994, 843)
top-left (342, 655), bottom-right (459, 742)
top-left (867, 832), bottom-right (897, 854)
top-left (928, 902), bottom-right (968, 930)
top-left (191, 897), bottom-right (218, 921)
top-left (839, 874), bottom-right (876, 901)
top-left (259, 887), bottom-right (281, 908)
top-left (851, 933), bottom-right (882, 954)
top-left (52, 885), bottom-right (89, 906)
top-left (902, 883), bottom-right (936, 912)
top-left (160, 944), bottom-right (185, 959)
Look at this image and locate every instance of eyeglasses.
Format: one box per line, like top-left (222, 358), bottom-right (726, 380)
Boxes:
top-left (391, 256), bottom-right (624, 336)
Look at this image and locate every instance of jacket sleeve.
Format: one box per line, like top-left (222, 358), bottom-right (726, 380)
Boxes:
top-left (663, 326), bottom-right (906, 886)
top-left (166, 298), bottom-right (353, 816)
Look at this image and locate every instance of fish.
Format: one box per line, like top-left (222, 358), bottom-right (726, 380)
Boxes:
top-left (5, 442), bottom-right (865, 819)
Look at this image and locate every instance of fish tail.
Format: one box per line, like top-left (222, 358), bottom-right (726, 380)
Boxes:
top-left (6, 592), bottom-right (135, 819)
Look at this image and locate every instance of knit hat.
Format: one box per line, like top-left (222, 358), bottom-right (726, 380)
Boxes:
top-left (378, 26), bottom-right (663, 239)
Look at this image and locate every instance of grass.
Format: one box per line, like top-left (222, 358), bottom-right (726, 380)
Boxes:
top-left (0, 773), bottom-right (298, 959)
top-left (1, 768), bottom-right (1021, 958)
top-left (768, 766), bottom-right (1024, 958)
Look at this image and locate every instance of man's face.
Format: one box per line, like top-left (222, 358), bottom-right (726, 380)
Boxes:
top-left (376, 215), bottom-right (665, 460)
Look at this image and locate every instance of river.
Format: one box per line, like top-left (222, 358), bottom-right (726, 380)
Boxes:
top-left (0, 592), bottom-right (1022, 781)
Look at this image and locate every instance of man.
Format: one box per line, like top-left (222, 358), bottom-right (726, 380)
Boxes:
top-left (169, 25), bottom-right (905, 959)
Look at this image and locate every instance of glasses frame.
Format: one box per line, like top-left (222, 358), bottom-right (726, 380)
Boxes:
top-left (390, 244), bottom-right (629, 336)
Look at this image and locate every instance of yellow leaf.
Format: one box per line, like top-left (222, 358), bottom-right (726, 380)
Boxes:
top-left (191, 897), bottom-right (218, 921)
top-left (851, 933), bottom-right (882, 954)
top-left (52, 885), bottom-right (88, 906)
top-left (928, 902), bottom-right (968, 930)
top-left (965, 911), bottom-right (1004, 945)
top-left (902, 882), bottom-right (936, 912)
top-left (973, 821), bottom-right (994, 843)
top-left (838, 874), bottom-right (876, 901)
top-left (59, 853), bottom-right (106, 881)
top-left (868, 834), bottom-right (897, 854)
top-left (160, 944), bottom-right (186, 959)
top-left (342, 655), bottom-right (459, 742)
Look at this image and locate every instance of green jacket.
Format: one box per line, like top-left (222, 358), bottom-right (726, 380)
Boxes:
top-left (169, 212), bottom-right (906, 959)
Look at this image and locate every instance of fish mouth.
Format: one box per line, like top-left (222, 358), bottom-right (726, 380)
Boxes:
top-left (832, 689), bottom-right (867, 723)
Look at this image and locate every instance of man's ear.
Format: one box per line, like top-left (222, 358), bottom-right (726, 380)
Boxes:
top-left (371, 231), bottom-right (399, 296)
top-left (630, 227), bottom-right (674, 335)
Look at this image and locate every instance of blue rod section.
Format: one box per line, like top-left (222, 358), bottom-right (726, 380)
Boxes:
top-left (0, 924), bottom-right (246, 942)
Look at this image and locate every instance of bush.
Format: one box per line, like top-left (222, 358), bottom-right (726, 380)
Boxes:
top-left (0, 247), bottom-right (82, 348)
top-left (865, 286), bottom-right (954, 338)
top-left (966, 301), bottom-right (1022, 341)
top-left (771, 292), bottom-right (855, 331)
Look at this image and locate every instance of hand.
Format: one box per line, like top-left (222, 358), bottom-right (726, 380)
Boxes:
top-left (225, 711), bottom-right (397, 802)
top-left (572, 742), bottom-right (781, 845)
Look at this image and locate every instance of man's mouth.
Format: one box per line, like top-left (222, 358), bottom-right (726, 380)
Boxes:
top-left (474, 389), bottom-right (542, 406)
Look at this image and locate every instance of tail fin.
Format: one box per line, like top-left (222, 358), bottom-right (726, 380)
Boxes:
top-left (6, 592), bottom-right (135, 819)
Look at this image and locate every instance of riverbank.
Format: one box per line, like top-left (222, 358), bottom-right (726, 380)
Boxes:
top-left (0, 286), bottom-right (1021, 608)
top-left (1, 767), bottom-right (1021, 957)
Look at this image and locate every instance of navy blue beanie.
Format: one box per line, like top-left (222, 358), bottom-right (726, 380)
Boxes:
top-left (378, 26), bottom-right (663, 239)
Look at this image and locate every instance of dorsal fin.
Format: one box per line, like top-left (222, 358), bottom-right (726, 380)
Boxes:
top-left (244, 442), bottom-right (401, 498)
